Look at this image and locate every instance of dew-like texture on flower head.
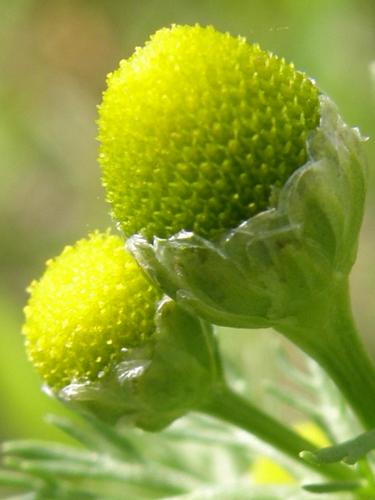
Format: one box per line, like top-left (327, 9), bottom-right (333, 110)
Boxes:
top-left (23, 231), bottom-right (161, 391)
top-left (98, 24), bottom-right (320, 240)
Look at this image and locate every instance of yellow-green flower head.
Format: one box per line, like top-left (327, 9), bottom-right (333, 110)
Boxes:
top-left (98, 24), bottom-right (320, 241)
top-left (23, 231), bottom-right (161, 391)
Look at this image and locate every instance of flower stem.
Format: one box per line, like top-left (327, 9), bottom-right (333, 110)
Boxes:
top-left (275, 276), bottom-right (375, 431)
top-left (201, 384), bottom-right (353, 481)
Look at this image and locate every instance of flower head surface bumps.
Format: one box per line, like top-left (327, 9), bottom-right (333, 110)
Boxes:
top-left (98, 24), bottom-right (320, 240)
top-left (23, 231), bottom-right (161, 391)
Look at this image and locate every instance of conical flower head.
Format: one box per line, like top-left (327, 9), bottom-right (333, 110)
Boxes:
top-left (23, 231), bottom-right (221, 428)
top-left (23, 231), bottom-right (161, 391)
top-left (98, 24), bottom-right (320, 241)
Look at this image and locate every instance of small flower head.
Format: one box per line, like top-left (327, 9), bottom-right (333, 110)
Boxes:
top-left (98, 24), bottom-right (320, 241)
top-left (23, 231), bottom-right (221, 428)
top-left (23, 231), bottom-right (161, 391)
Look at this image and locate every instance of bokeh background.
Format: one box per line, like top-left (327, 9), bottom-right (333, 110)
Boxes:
top-left (0, 0), bottom-right (374, 447)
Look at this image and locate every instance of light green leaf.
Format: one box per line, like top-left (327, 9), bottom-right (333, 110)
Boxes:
top-left (301, 429), bottom-right (375, 465)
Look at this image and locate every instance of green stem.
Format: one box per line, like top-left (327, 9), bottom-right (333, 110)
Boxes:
top-left (275, 276), bottom-right (375, 431)
top-left (201, 384), bottom-right (353, 481)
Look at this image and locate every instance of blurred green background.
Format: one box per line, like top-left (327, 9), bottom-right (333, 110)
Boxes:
top-left (0, 0), bottom-right (374, 444)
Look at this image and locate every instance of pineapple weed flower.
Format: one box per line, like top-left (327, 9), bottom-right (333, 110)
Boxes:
top-left (23, 232), bottom-right (350, 481)
top-left (98, 25), bottom-right (375, 431)
top-left (24, 231), bottom-right (221, 430)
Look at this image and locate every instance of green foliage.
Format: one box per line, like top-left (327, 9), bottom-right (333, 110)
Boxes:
top-left (0, 346), bottom-right (370, 499)
top-left (302, 430), bottom-right (375, 466)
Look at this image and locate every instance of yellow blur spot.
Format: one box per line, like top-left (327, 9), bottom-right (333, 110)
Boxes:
top-left (251, 457), bottom-right (296, 485)
top-left (251, 422), bottom-right (330, 484)
top-left (294, 421), bottom-right (330, 448)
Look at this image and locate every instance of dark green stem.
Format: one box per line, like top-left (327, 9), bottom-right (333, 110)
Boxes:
top-left (275, 276), bottom-right (375, 430)
top-left (201, 384), bottom-right (353, 481)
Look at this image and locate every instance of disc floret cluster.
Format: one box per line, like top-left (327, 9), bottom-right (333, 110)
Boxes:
top-left (98, 24), bottom-right (320, 240)
top-left (23, 231), bottom-right (161, 391)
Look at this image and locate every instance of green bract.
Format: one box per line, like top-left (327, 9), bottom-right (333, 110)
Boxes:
top-left (23, 231), bottom-right (161, 391)
top-left (65, 297), bottom-right (222, 429)
top-left (98, 24), bottom-right (320, 241)
top-left (129, 96), bottom-right (366, 328)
